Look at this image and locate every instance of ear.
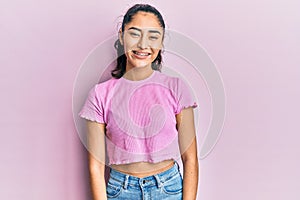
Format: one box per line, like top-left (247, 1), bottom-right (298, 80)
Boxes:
top-left (118, 29), bottom-right (123, 45)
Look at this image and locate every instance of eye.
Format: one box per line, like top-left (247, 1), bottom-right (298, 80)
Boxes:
top-left (149, 36), bottom-right (159, 40)
top-left (130, 32), bottom-right (140, 37)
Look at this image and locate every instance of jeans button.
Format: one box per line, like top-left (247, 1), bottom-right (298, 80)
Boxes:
top-left (142, 180), bottom-right (146, 184)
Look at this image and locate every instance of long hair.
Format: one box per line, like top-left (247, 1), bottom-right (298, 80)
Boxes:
top-left (111, 4), bottom-right (165, 79)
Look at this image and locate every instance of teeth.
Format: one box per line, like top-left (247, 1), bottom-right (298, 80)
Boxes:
top-left (133, 51), bottom-right (150, 56)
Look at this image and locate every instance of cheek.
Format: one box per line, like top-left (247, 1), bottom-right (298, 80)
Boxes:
top-left (151, 42), bottom-right (162, 55)
top-left (123, 36), bottom-right (138, 52)
top-left (149, 49), bottom-right (160, 62)
top-left (149, 39), bottom-right (163, 51)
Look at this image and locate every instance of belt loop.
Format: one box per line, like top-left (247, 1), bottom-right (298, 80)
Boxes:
top-left (154, 174), bottom-right (163, 188)
top-left (123, 175), bottom-right (129, 190)
top-left (175, 161), bottom-right (179, 170)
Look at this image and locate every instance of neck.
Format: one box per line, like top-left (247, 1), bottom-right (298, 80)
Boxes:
top-left (123, 64), bottom-right (154, 81)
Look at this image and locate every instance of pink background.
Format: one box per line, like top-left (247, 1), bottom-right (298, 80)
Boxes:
top-left (1, 0), bottom-right (299, 199)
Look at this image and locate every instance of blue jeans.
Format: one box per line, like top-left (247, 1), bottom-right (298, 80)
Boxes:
top-left (106, 161), bottom-right (183, 199)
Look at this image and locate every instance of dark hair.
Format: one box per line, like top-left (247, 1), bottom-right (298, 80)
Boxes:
top-left (111, 4), bottom-right (165, 78)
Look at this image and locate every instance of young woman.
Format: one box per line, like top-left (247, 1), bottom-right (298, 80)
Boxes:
top-left (79, 4), bottom-right (199, 200)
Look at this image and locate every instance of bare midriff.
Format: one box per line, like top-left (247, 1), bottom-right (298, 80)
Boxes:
top-left (110, 159), bottom-right (175, 178)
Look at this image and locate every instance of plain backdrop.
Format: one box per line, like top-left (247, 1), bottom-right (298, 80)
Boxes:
top-left (1, 0), bottom-right (299, 199)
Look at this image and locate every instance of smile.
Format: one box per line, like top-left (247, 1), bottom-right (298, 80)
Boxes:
top-left (132, 50), bottom-right (151, 56)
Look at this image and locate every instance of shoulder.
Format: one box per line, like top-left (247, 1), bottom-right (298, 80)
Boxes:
top-left (94, 77), bottom-right (119, 92)
top-left (87, 77), bottom-right (120, 101)
top-left (154, 70), bottom-right (180, 87)
top-left (154, 71), bottom-right (189, 95)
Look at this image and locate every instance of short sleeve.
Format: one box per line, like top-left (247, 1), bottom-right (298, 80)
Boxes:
top-left (78, 85), bottom-right (105, 123)
top-left (175, 78), bottom-right (198, 114)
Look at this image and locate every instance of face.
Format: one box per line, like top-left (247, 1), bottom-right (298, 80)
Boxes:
top-left (119, 11), bottom-right (164, 71)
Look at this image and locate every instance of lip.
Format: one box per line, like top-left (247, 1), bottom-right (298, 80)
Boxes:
top-left (132, 50), bottom-right (151, 59)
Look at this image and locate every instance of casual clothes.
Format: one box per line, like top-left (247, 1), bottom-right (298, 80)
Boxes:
top-left (107, 161), bottom-right (183, 200)
top-left (78, 70), bottom-right (198, 165)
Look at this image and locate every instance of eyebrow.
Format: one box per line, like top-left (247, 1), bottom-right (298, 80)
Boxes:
top-left (128, 27), bottom-right (162, 35)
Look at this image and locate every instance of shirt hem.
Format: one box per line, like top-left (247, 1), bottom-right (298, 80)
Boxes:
top-left (108, 155), bottom-right (181, 166)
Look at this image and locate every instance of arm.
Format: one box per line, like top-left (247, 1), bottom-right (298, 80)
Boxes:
top-left (176, 107), bottom-right (199, 200)
top-left (86, 120), bottom-right (107, 200)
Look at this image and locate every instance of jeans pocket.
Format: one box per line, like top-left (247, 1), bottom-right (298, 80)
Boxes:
top-left (162, 172), bottom-right (183, 195)
top-left (106, 178), bottom-right (123, 198)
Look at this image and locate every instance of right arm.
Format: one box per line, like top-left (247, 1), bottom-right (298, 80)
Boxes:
top-left (86, 120), bottom-right (107, 200)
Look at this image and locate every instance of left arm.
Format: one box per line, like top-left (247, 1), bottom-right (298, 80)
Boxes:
top-left (176, 107), bottom-right (199, 200)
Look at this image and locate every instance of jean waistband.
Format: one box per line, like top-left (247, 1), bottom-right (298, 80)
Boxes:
top-left (109, 161), bottom-right (181, 189)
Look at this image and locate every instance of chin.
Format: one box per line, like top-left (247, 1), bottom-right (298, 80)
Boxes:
top-left (130, 61), bottom-right (152, 68)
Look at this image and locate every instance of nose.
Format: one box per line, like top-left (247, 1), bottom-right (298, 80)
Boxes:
top-left (138, 35), bottom-right (149, 49)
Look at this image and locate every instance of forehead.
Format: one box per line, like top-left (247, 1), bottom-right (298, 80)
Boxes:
top-left (124, 11), bottom-right (163, 31)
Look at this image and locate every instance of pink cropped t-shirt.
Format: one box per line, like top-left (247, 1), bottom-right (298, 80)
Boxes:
top-left (78, 70), bottom-right (198, 165)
